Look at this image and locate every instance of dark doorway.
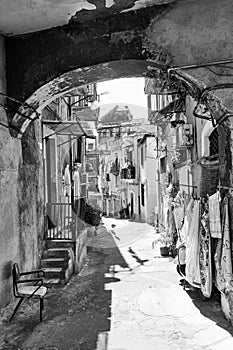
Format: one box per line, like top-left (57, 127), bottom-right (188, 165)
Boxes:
top-left (130, 193), bottom-right (134, 217)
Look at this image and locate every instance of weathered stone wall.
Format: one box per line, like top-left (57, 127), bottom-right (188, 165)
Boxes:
top-left (0, 35), bottom-right (44, 309)
top-left (0, 35), bottom-right (21, 308)
top-left (5, 0), bottom-right (233, 108)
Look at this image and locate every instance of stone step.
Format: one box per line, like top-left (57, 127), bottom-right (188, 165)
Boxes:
top-left (43, 248), bottom-right (71, 258)
top-left (42, 267), bottom-right (65, 280)
top-left (41, 258), bottom-right (68, 268)
top-left (46, 239), bottom-right (75, 250)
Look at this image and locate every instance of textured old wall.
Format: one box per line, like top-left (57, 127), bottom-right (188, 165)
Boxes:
top-left (18, 121), bottom-right (44, 273)
top-left (0, 35), bottom-right (21, 308)
top-left (6, 0), bottom-right (233, 137)
top-left (0, 35), bottom-right (44, 309)
top-left (5, 0), bottom-right (233, 102)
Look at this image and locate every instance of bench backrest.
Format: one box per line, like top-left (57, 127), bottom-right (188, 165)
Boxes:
top-left (12, 263), bottom-right (20, 296)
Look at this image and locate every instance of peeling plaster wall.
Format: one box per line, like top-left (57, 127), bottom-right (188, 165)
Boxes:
top-left (0, 35), bottom-right (21, 308)
top-left (0, 35), bottom-right (44, 309)
top-left (5, 3), bottom-right (173, 104)
top-left (5, 0), bottom-right (233, 138)
top-left (5, 0), bottom-right (233, 107)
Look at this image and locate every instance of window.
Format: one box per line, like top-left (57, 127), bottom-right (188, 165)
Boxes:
top-left (115, 175), bottom-right (118, 187)
top-left (209, 128), bottom-right (219, 156)
top-left (127, 150), bottom-right (133, 163)
top-left (141, 184), bottom-right (145, 206)
top-left (160, 157), bottom-right (166, 174)
top-left (87, 143), bottom-right (94, 151)
top-left (141, 146), bottom-right (144, 166)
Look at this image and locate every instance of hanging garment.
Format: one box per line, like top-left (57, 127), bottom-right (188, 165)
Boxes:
top-left (209, 191), bottom-right (222, 238)
top-left (186, 200), bottom-right (201, 287)
top-left (73, 170), bottom-right (81, 197)
top-left (173, 192), bottom-right (184, 231)
top-left (177, 214), bottom-right (188, 248)
top-left (163, 197), bottom-right (169, 232)
top-left (228, 194), bottom-right (233, 264)
top-left (186, 198), bottom-right (195, 232)
top-left (214, 197), bottom-right (233, 293)
top-left (168, 207), bottom-right (177, 246)
top-left (64, 165), bottom-right (71, 197)
top-left (199, 210), bottom-right (212, 298)
top-left (174, 205), bottom-right (184, 232)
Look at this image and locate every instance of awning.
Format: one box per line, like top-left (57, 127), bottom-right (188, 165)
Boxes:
top-left (42, 120), bottom-right (95, 139)
top-left (149, 96), bottom-right (186, 124)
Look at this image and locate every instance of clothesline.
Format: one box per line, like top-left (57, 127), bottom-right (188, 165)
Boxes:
top-left (217, 185), bottom-right (233, 190)
top-left (179, 183), bottom-right (197, 188)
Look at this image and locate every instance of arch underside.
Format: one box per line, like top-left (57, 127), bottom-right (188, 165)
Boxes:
top-left (7, 0), bottom-right (233, 136)
top-left (10, 59), bottom-right (171, 137)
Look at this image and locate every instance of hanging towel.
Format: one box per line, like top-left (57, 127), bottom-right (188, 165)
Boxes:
top-left (73, 170), bottom-right (81, 197)
top-left (64, 165), bottom-right (71, 196)
top-left (209, 191), bottom-right (222, 238)
top-left (176, 214), bottom-right (188, 248)
top-left (215, 197), bottom-right (233, 293)
top-left (186, 200), bottom-right (201, 287)
top-left (199, 211), bottom-right (212, 298)
top-left (174, 205), bottom-right (184, 231)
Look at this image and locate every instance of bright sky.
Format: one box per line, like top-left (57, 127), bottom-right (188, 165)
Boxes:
top-left (97, 78), bottom-right (148, 119)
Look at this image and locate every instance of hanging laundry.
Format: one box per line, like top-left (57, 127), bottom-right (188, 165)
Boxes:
top-left (64, 164), bottom-right (71, 197)
top-left (173, 191), bottom-right (185, 231)
top-left (174, 206), bottom-right (184, 232)
top-left (228, 194), bottom-right (233, 261)
top-left (186, 200), bottom-right (201, 287)
top-left (214, 197), bottom-right (233, 293)
top-left (177, 214), bottom-right (188, 248)
top-left (73, 166), bottom-right (81, 197)
top-left (209, 191), bottom-right (222, 238)
top-left (199, 209), bottom-right (212, 298)
top-left (186, 197), bottom-right (195, 231)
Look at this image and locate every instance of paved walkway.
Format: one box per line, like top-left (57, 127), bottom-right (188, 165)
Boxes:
top-left (97, 218), bottom-right (233, 350)
top-left (0, 219), bottom-right (233, 350)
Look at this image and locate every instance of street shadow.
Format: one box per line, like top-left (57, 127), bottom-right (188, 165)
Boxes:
top-left (2, 226), bottom-right (130, 350)
top-left (128, 247), bottom-right (149, 265)
top-left (185, 286), bottom-right (233, 336)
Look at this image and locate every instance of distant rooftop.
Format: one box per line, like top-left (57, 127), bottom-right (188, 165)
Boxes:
top-left (99, 105), bottom-right (133, 126)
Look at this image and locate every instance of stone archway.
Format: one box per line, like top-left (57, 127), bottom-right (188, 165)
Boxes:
top-left (6, 0), bottom-right (233, 137)
top-left (10, 59), bottom-right (165, 137)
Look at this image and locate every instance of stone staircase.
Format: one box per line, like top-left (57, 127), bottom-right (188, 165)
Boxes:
top-left (41, 240), bottom-right (75, 288)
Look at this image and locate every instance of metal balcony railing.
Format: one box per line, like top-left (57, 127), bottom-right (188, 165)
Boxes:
top-left (120, 166), bottom-right (136, 180)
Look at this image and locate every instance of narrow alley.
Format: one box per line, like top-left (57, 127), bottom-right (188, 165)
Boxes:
top-left (1, 219), bottom-right (233, 350)
top-left (2, 2), bottom-right (233, 350)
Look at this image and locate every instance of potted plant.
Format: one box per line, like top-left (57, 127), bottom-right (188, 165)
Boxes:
top-left (154, 231), bottom-right (173, 257)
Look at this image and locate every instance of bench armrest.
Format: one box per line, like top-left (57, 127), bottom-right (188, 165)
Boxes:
top-left (17, 278), bottom-right (43, 285)
top-left (20, 269), bottom-right (45, 277)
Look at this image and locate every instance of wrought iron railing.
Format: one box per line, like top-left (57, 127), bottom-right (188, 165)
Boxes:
top-left (45, 197), bottom-right (86, 240)
top-left (120, 166), bottom-right (136, 179)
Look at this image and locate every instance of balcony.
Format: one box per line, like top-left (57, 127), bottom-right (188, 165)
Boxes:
top-left (121, 166), bottom-right (136, 180)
